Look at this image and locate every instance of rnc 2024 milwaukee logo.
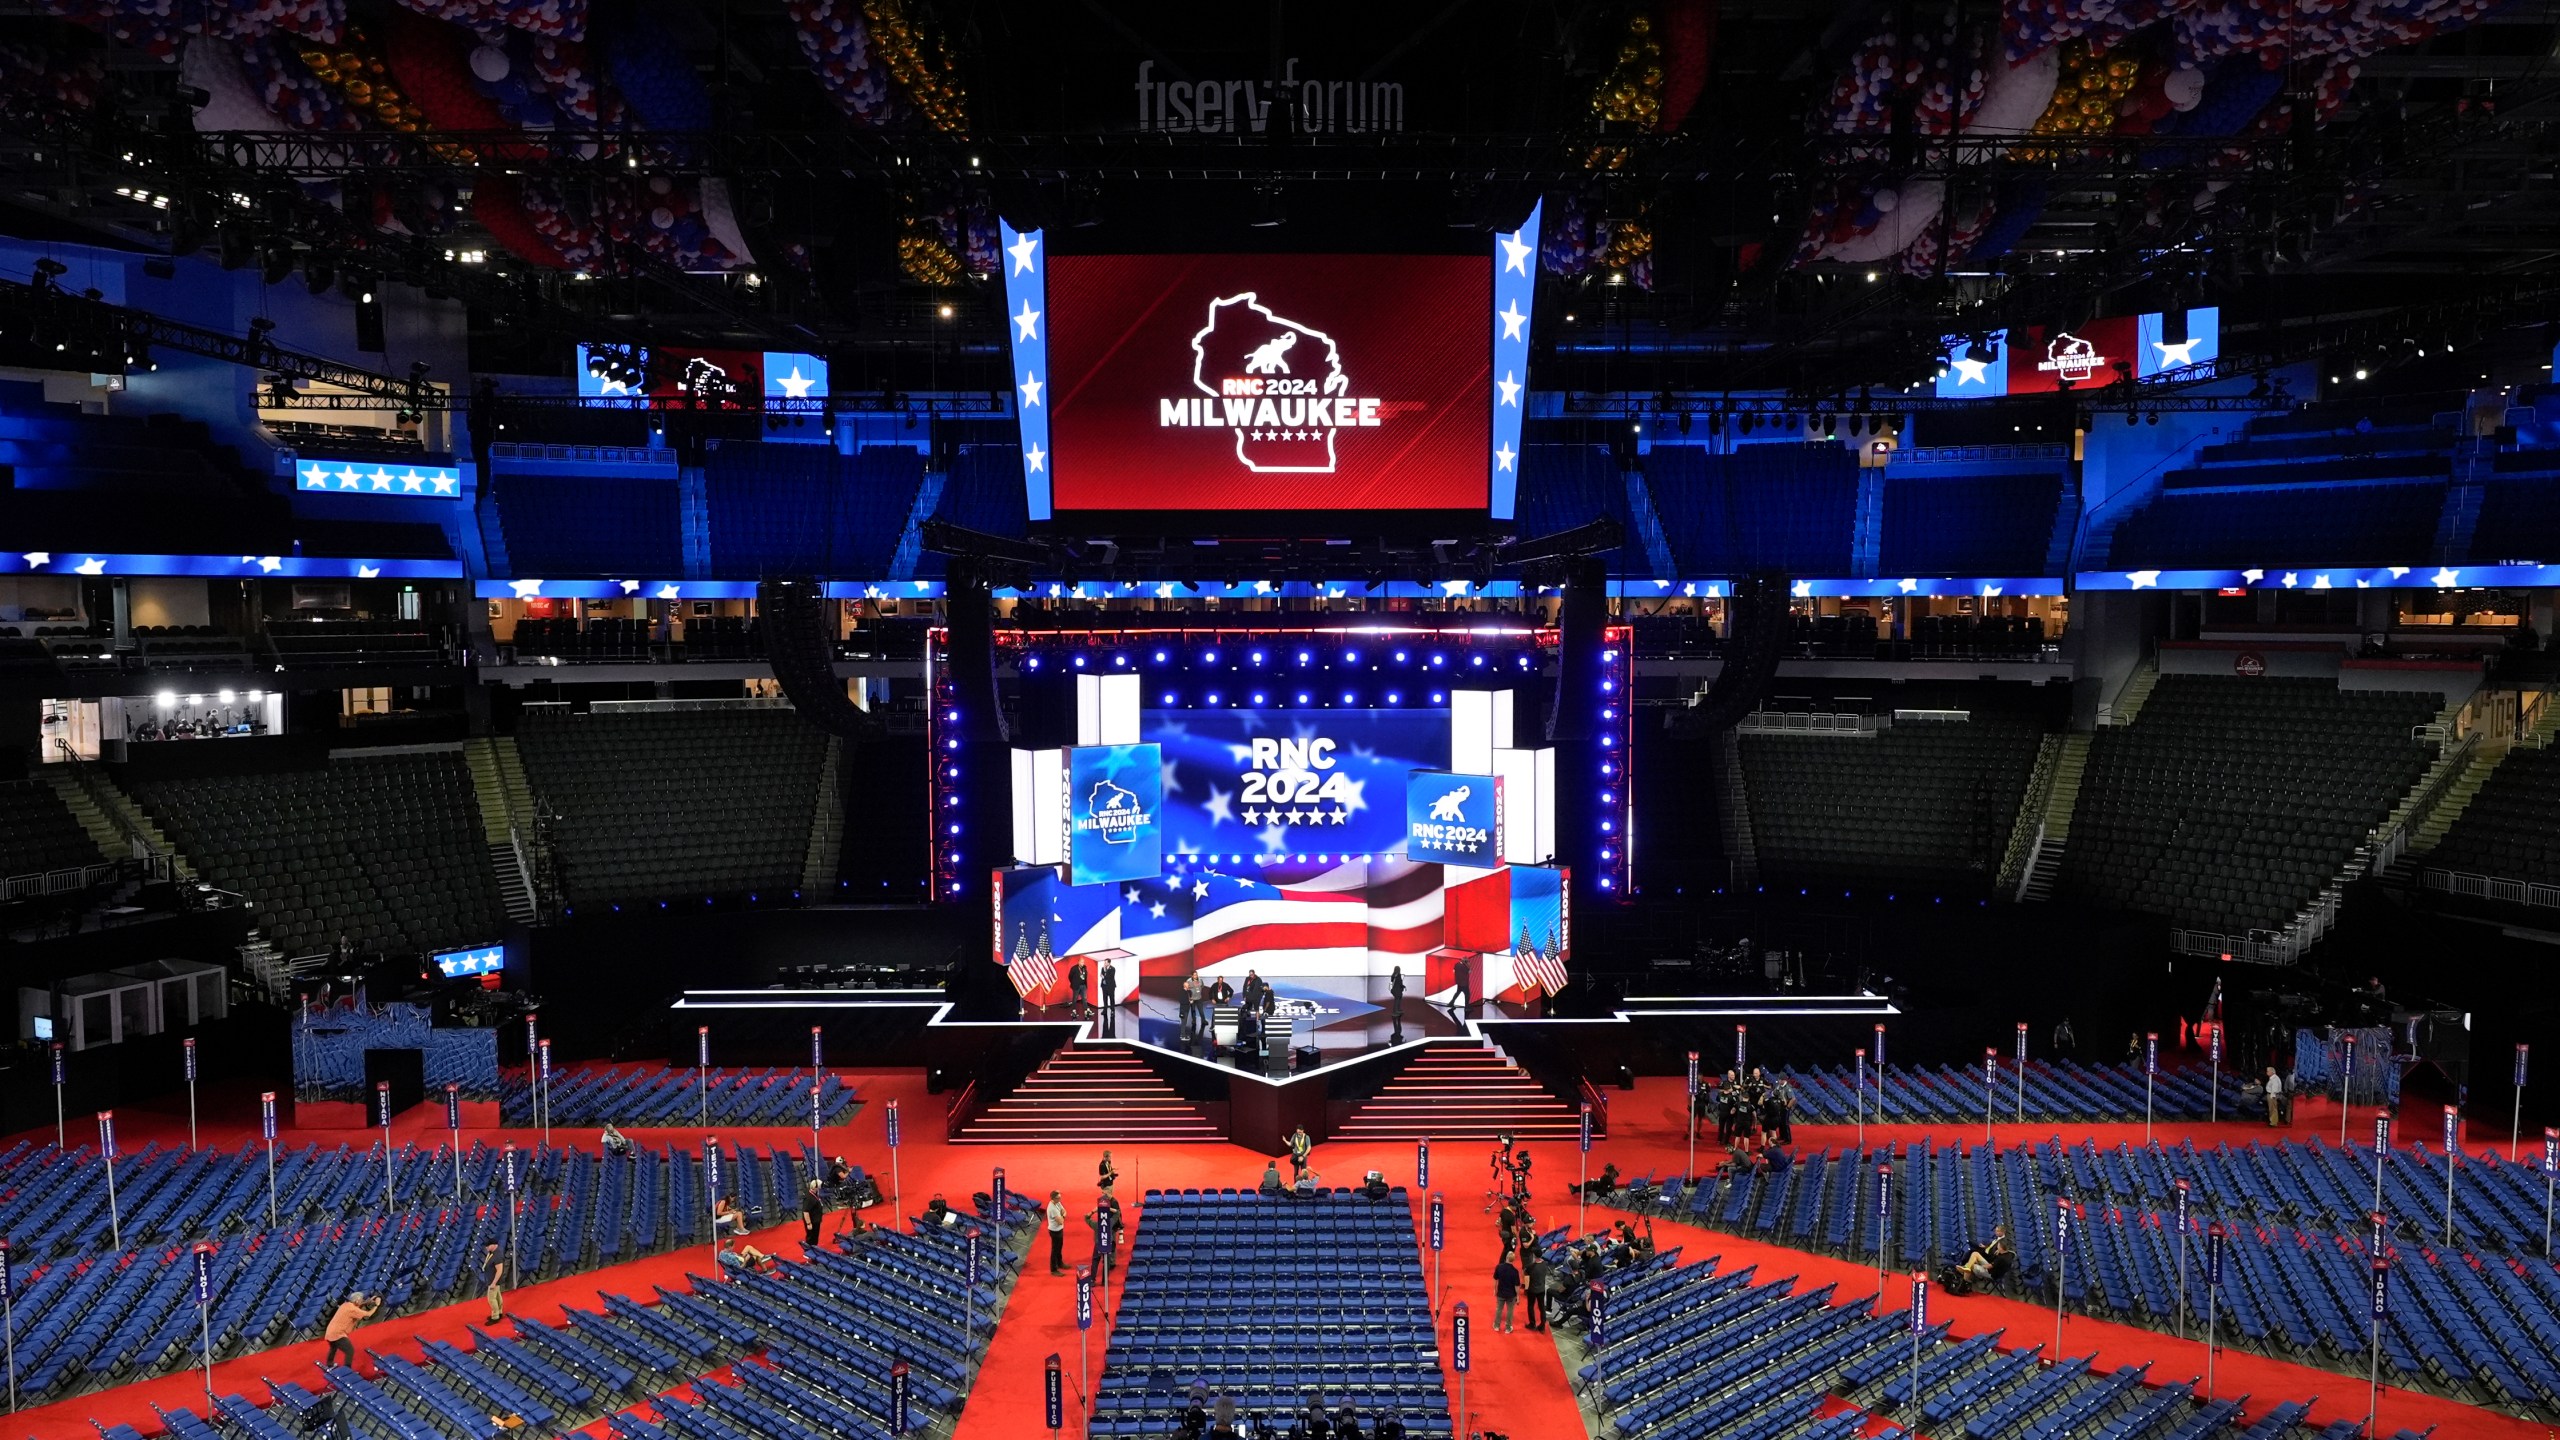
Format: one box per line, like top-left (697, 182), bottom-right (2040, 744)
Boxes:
top-left (1078, 778), bottom-right (1150, 845)
top-left (1155, 293), bottom-right (1386, 473)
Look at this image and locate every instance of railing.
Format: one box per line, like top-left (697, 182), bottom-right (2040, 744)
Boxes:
top-left (52, 739), bottom-right (178, 881)
top-left (943, 1078), bottom-right (983, 1140)
top-left (583, 697), bottom-right (796, 714)
top-left (1998, 737), bottom-right (2062, 897)
top-left (1577, 1077), bottom-right (1610, 1138)
top-left (2009, 824), bottom-right (2048, 903)
top-left (506, 824), bottom-right (538, 915)
top-left (1, 863), bottom-right (120, 900)
top-left (2370, 730), bottom-right (2479, 876)
top-left (489, 441), bottom-right (676, 467)
top-left (2421, 869), bottom-right (2560, 909)
top-left (1733, 710), bottom-right (1881, 736)
top-left (1895, 443), bottom-right (2070, 465)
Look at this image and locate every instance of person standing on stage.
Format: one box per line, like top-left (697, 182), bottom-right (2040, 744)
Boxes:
top-left (1046, 1189), bottom-right (1069, 1274)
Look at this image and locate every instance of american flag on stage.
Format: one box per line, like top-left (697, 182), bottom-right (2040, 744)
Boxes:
top-left (1515, 932), bottom-right (1569, 998)
top-left (1007, 917), bottom-right (1059, 1001)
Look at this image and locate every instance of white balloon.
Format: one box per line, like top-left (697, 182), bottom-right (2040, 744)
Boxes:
top-left (469, 46), bottom-right (512, 84)
top-left (1822, 179), bottom-right (1945, 263)
top-left (2165, 65), bottom-right (2205, 112)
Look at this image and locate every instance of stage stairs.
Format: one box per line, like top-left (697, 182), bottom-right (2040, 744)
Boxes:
top-left (1334, 1038), bottom-right (1582, 1142)
top-left (951, 1041), bottom-right (1220, 1145)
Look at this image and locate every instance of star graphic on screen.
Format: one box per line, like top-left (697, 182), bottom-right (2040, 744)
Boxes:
top-left (511, 579), bottom-right (545, 598)
top-left (1018, 371), bottom-right (1043, 408)
top-left (21, 552), bottom-right (48, 568)
top-left (1124, 886), bottom-right (1140, 905)
top-left (401, 472), bottom-right (426, 493)
top-left (1949, 356), bottom-right (1992, 386)
top-left (257, 556), bottom-right (283, 573)
top-left (2241, 569), bottom-right (2264, 583)
top-left (1494, 444), bottom-right (1515, 472)
top-left (1007, 230), bottom-right (1039, 275)
top-left (2152, 338), bottom-right (2200, 368)
top-left (2311, 574), bottom-right (2332, 590)
top-left (2388, 567), bottom-right (2411, 578)
top-left (1500, 231), bottom-right (1534, 275)
top-left (75, 557), bottom-right (106, 575)
top-left (1012, 301), bottom-right (1041, 342)
top-left (1191, 878), bottom-right (1210, 900)
top-left (657, 584), bottom-right (682, 600)
top-left (1241, 806), bottom-right (1261, 827)
top-left (1981, 584), bottom-right (2003, 598)
top-left (2432, 567), bottom-right (2460, 588)
top-left (1023, 444), bottom-right (1046, 473)
top-left (1897, 577), bottom-right (1918, 594)
top-left (369, 469), bottom-right (396, 492)
top-left (1256, 823), bottom-right (1289, 854)
top-left (431, 475), bottom-right (458, 495)
top-left (1791, 580), bottom-right (1813, 598)
top-left (1149, 901), bottom-right (1166, 919)
top-left (1497, 302), bottom-right (1527, 341)
top-left (1496, 371), bottom-right (1521, 407)
top-left (2280, 572), bottom-right (2298, 588)
top-left (1286, 808), bottom-right (1307, 826)
top-left (2126, 571), bottom-right (2161, 590)
top-left (775, 366), bottom-right (817, 399)
top-left (620, 579), bottom-right (643, 594)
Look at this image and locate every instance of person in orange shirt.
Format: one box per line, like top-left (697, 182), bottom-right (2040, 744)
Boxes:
top-left (322, 1290), bottom-right (380, 1371)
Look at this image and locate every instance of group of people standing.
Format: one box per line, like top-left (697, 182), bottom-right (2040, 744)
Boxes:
top-left (1044, 1149), bottom-right (1127, 1284)
top-left (1700, 1067), bottom-right (1796, 1174)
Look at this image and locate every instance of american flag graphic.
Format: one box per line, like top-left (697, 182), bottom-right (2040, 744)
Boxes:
top-left (997, 858), bottom-right (1569, 1002)
top-left (1515, 929), bottom-right (1570, 998)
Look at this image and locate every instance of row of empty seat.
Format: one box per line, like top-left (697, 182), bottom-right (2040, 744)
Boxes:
top-left (1740, 715), bottom-right (2043, 892)
top-left (0, 776), bottom-right (104, 879)
top-left (2060, 677), bottom-right (2438, 933)
top-left (292, 1001), bottom-right (502, 1101)
top-left (128, 752), bottom-right (507, 957)
top-left (1771, 1061), bottom-right (2248, 1126)
top-left (499, 1065), bottom-right (861, 1129)
top-left (2428, 746), bottom-right (2560, 885)
top-left (1096, 1190), bottom-right (1453, 1437)
top-left (515, 706), bottom-right (829, 905)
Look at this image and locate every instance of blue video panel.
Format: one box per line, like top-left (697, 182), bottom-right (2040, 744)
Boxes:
top-left (1066, 743), bottom-right (1162, 886)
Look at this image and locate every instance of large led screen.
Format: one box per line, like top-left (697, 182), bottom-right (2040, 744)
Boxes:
top-left (1148, 708), bottom-right (1450, 860)
top-left (1043, 254), bottom-right (1492, 512)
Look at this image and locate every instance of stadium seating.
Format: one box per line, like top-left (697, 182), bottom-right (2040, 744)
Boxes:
top-left (512, 706), bottom-right (829, 905)
top-left (0, 776), bottom-right (106, 879)
top-left (1608, 1132), bottom-right (2560, 1419)
top-left (485, 471), bottom-right (685, 576)
top-left (1640, 444), bottom-right (1859, 576)
top-left (2059, 677), bottom-right (2438, 932)
top-left (2104, 483), bottom-right (2447, 570)
top-left (1768, 1061), bottom-right (2248, 1126)
top-left (1517, 443), bottom-right (1632, 540)
top-left (265, 619), bottom-right (444, 669)
top-left (0, 1137), bottom-right (807, 1405)
top-left (1879, 471), bottom-right (2062, 576)
top-left (1095, 1189), bottom-right (1453, 1437)
top-left (925, 441), bottom-right (1031, 544)
top-left (704, 442), bottom-right (927, 576)
top-left (128, 751), bottom-right (507, 957)
top-left (1738, 714), bottom-right (2043, 892)
top-left (500, 1065), bottom-right (860, 1129)
top-left (292, 1002), bottom-right (501, 1101)
top-left (2428, 747), bottom-right (2560, 884)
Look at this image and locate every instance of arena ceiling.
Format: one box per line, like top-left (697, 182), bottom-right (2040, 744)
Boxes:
top-left (0, 0), bottom-right (2556, 394)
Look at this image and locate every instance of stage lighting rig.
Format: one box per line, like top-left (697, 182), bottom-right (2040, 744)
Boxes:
top-left (919, 519), bottom-right (1053, 592)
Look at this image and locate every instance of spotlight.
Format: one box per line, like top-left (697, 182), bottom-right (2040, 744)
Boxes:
top-left (261, 244), bottom-right (295, 287)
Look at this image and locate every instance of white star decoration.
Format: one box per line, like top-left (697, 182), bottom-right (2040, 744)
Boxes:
top-left (2241, 569), bottom-right (2264, 583)
top-left (1012, 301), bottom-right (1041, 342)
top-left (1950, 356), bottom-right (1992, 386)
top-left (2127, 571), bottom-right (2162, 589)
top-left (1018, 372), bottom-right (1043, 408)
top-left (1982, 584), bottom-right (2004, 598)
top-left (357, 565), bottom-right (380, 579)
top-left (1791, 580), bottom-right (1812, 598)
top-left (75, 557), bottom-right (105, 575)
top-left (2432, 567), bottom-right (2460, 588)
top-left (1007, 230), bottom-right (1039, 276)
top-left (1023, 444), bottom-right (1046, 473)
top-left (1896, 577), bottom-right (1918, 594)
top-left (657, 584), bottom-right (682, 600)
top-left (1500, 231), bottom-right (1533, 275)
top-left (2153, 338), bottom-right (2200, 368)
top-left (2388, 567), bottom-right (2411, 579)
top-left (775, 366), bottom-right (816, 399)
top-left (1494, 443), bottom-right (1516, 472)
top-left (257, 556), bottom-right (282, 573)
top-left (1497, 302), bottom-right (1527, 342)
top-left (368, 468), bottom-right (395, 492)
top-left (2281, 572), bottom-right (2299, 589)
top-left (1442, 580), bottom-right (1469, 597)
top-left (620, 579), bottom-right (642, 595)
top-left (21, 552), bottom-right (48, 568)
top-left (1496, 371), bottom-right (1521, 407)
top-left (2311, 574), bottom-right (2332, 590)
top-left (510, 579), bottom-right (545, 599)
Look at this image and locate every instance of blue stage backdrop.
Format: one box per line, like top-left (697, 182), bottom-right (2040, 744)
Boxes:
top-left (1067, 743), bottom-right (1162, 886)
top-left (1143, 708), bottom-right (1451, 861)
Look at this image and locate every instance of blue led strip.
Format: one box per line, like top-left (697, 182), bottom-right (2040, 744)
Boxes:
top-left (999, 221), bottom-right (1053, 522)
top-left (2078, 563), bottom-right (2558, 591)
top-left (7, 553), bottom-right (461, 579)
top-left (295, 458), bottom-right (465, 498)
top-left (1489, 202), bottom-right (1542, 523)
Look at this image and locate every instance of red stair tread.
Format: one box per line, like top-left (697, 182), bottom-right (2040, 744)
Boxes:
top-left (954, 1042), bottom-right (1216, 1145)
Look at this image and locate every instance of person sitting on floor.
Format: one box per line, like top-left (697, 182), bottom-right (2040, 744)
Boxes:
top-left (599, 1122), bottom-right (633, 1159)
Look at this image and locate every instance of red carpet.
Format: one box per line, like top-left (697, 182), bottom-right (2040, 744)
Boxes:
top-left (6, 1068), bottom-right (2545, 1440)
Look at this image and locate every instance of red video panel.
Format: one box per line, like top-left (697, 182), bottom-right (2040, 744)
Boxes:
top-left (1045, 253), bottom-right (1491, 513)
